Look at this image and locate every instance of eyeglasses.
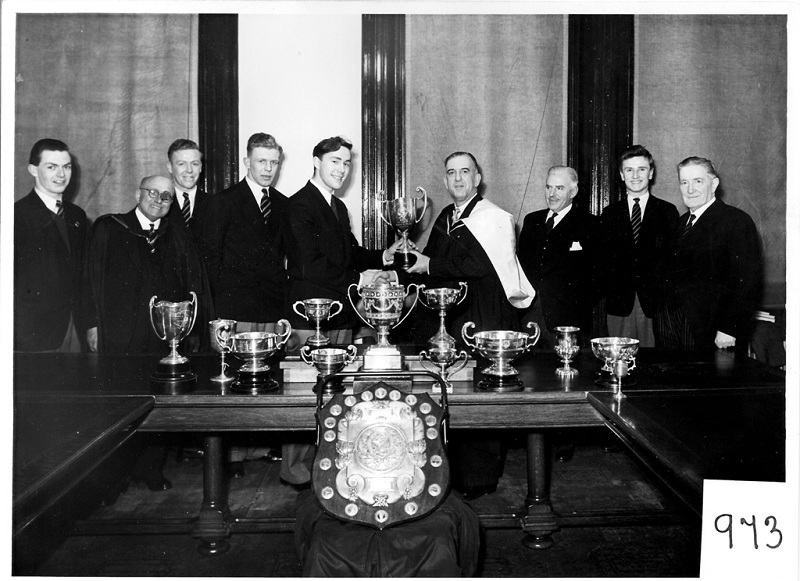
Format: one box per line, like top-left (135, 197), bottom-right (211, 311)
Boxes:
top-left (140, 188), bottom-right (174, 203)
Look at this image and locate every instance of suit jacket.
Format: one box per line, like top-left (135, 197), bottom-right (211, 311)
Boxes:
top-left (661, 198), bottom-right (763, 348)
top-left (193, 180), bottom-right (288, 322)
top-left (599, 194), bottom-right (680, 318)
top-left (518, 206), bottom-right (599, 332)
top-left (14, 190), bottom-right (89, 350)
top-left (85, 209), bottom-right (212, 354)
top-left (167, 187), bottom-right (210, 234)
top-left (285, 181), bottom-right (384, 329)
top-left (410, 194), bottom-right (524, 340)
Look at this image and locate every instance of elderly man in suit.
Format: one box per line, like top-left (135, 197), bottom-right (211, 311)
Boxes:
top-left (166, 139), bottom-right (209, 232)
top-left (656, 156), bottom-right (763, 352)
top-left (518, 165), bottom-right (600, 349)
top-left (14, 138), bottom-right (89, 352)
top-left (599, 145), bottom-right (680, 347)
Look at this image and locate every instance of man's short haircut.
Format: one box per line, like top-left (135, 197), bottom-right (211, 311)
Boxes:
top-left (619, 144), bottom-right (654, 172)
top-left (548, 165), bottom-right (579, 186)
top-left (677, 156), bottom-right (719, 179)
top-left (29, 138), bottom-right (70, 166)
top-left (313, 136), bottom-right (353, 159)
top-left (168, 138), bottom-right (202, 161)
top-left (247, 133), bottom-right (283, 156)
top-left (444, 151), bottom-right (479, 172)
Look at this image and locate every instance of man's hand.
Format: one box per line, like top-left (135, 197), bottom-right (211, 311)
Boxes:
top-left (714, 330), bottom-right (736, 349)
top-left (87, 327), bottom-right (98, 352)
top-left (384, 238), bottom-right (417, 263)
top-left (404, 251), bottom-right (430, 274)
top-left (371, 270), bottom-right (397, 284)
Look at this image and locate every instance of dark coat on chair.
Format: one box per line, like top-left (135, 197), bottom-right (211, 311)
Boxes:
top-left (193, 180), bottom-right (288, 322)
top-left (518, 206), bottom-right (600, 332)
top-left (659, 198), bottom-right (763, 349)
top-left (599, 194), bottom-right (680, 318)
top-left (14, 191), bottom-right (89, 351)
top-left (285, 181), bottom-right (384, 330)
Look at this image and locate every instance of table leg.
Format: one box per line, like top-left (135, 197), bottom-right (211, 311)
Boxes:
top-left (192, 434), bottom-right (231, 556)
top-left (520, 431), bottom-right (557, 549)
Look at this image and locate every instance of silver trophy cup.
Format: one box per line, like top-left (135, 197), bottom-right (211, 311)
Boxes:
top-left (149, 291), bottom-right (198, 393)
top-left (228, 319), bottom-right (291, 394)
top-left (590, 337), bottom-right (640, 399)
top-left (300, 345), bottom-right (358, 394)
top-left (209, 318), bottom-right (237, 384)
top-left (348, 281), bottom-right (419, 370)
top-left (462, 321), bottom-right (541, 392)
top-left (419, 345), bottom-right (469, 394)
top-left (292, 298), bottom-right (344, 347)
top-left (379, 187), bottom-right (427, 269)
top-left (554, 326), bottom-right (581, 377)
top-left (418, 282), bottom-right (468, 349)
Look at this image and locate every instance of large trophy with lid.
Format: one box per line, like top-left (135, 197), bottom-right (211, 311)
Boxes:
top-left (348, 281), bottom-right (419, 371)
top-left (380, 187), bottom-right (427, 269)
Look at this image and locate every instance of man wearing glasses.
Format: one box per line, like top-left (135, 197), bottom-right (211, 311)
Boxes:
top-left (84, 175), bottom-right (211, 354)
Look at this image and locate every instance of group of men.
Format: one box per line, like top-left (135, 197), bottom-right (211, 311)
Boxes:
top-left (14, 137), bottom-right (763, 498)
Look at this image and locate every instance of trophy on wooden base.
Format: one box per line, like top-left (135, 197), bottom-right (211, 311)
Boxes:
top-left (300, 345), bottom-right (358, 394)
top-left (292, 298), bottom-right (343, 348)
top-left (149, 291), bottom-right (198, 394)
top-left (462, 321), bottom-right (540, 392)
top-left (228, 320), bottom-right (291, 394)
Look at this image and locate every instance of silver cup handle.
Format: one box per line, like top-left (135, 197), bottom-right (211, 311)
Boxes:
top-left (418, 350), bottom-right (438, 375)
top-left (377, 191), bottom-right (392, 227)
top-left (275, 319), bottom-right (292, 348)
top-left (414, 186), bottom-right (428, 224)
top-left (347, 283), bottom-right (372, 329)
top-left (149, 295), bottom-right (167, 341)
top-left (395, 283), bottom-right (420, 328)
top-left (213, 319), bottom-right (234, 352)
top-left (292, 301), bottom-right (309, 321)
top-left (300, 345), bottom-right (313, 365)
top-left (524, 321), bottom-right (541, 350)
top-left (450, 350), bottom-right (470, 375)
top-left (186, 291), bottom-right (198, 337)
top-left (344, 344), bottom-right (358, 364)
top-left (328, 301), bottom-right (343, 320)
top-left (456, 281), bottom-right (469, 306)
top-left (416, 284), bottom-right (429, 309)
top-left (461, 321), bottom-right (477, 350)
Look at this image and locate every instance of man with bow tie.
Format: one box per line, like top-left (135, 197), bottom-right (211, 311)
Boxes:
top-left (15, 138), bottom-right (89, 352)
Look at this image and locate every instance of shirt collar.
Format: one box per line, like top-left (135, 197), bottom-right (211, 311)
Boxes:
top-left (34, 188), bottom-right (62, 213)
top-left (549, 203), bottom-right (572, 222)
top-left (135, 207), bottom-right (161, 230)
top-left (627, 191), bottom-right (649, 213)
top-left (310, 178), bottom-right (334, 205)
top-left (245, 175), bottom-right (269, 204)
top-left (689, 196), bottom-right (716, 221)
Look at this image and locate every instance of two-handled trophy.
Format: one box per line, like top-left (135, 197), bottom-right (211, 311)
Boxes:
top-left (554, 326), bottom-right (580, 377)
top-left (590, 337), bottom-right (639, 399)
top-left (300, 345), bottom-right (358, 394)
top-left (226, 320), bottom-right (291, 394)
top-left (380, 187), bottom-right (427, 269)
top-left (348, 281), bottom-right (419, 371)
top-left (292, 298), bottom-right (343, 348)
top-left (462, 321), bottom-right (540, 392)
top-left (418, 283), bottom-right (469, 393)
top-left (208, 319), bottom-right (237, 384)
top-left (149, 291), bottom-right (198, 393)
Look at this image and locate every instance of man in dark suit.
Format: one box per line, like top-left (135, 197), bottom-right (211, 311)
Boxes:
top-left (599, 145), bottom-right (680, 347)
top-left (518, 165), bottom-right (600, 349)
top-left (166, 139), bottom-right (209, 232)
top-left (194, 132), bottom-right (288, 334)
top-left (285, 135), bottom-right (401, 347)
top-left (656, 156), bottom-right (763, 352)
top-left (14, 138), bottom-right (88, 352)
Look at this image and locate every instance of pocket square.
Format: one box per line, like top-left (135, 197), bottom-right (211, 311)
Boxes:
top-left (569, 241), bottom-right (583, 251)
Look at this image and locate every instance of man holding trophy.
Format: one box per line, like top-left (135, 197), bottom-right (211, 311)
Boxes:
top-left (404, 151), bottom-right (535, 500)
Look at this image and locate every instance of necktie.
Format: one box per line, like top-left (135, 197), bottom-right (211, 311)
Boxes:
top-left (682, 214), bottom-right (696, 236)
top-left (544, 212), bottom-right (557, 235)
top-left (631, 197), bottom-right (641, 243)
top-left (330, 196), bottom-right (340, 222)
top-left (147, 223), bottom-right (156, 246)
top-left (181, 192), bottom-right (191, 224)
top-left (55, 199), bottom-right (64, 217)
top-left (260, 188), bottom-right (271, 224)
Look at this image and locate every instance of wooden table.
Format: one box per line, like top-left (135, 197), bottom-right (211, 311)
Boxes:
top-left (13, 347), bottom-right (785, 557)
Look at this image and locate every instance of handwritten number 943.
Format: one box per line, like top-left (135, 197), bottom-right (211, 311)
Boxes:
top-left (714, 514), bottom-right (783, 549)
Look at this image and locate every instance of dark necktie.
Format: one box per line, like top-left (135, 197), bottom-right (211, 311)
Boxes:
top-left (260, 188), bottom-right (271, 224)
top-left (147, 223), bottom-right (156, 246)
top-left (181, 192), bottom-right (191, 224)
top-left (55, 199), bottom-right (64, 217)
top-left (681, 214), bottom-right (696, 237)
top-left (631, 197), bottom-right (641, 243)
top-left (330, 195), bottom-right (340, 223)
top-left (544, 212), bottom-right (557, 235)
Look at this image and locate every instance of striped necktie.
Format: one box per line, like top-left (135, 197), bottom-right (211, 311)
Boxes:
top-left (181, 192), bottom-right (191, 224)
top-left (147, 223), bottom-right (156, 246)
top-left (55, 199), bottom-right (64, 217)
top-left (260, 188), bottom-right (271, 224)
top-left (681, 214), bottom-right (696, 236)
top-left (631, 197), bottom-right (641, 243)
